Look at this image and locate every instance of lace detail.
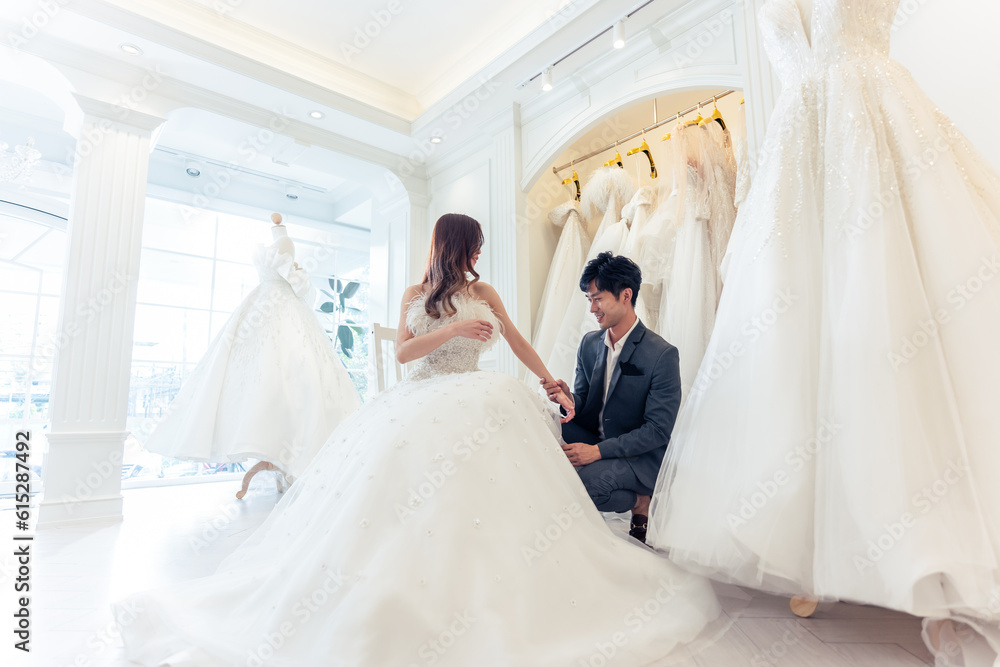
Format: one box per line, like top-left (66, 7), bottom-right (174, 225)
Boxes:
top-left (405, 291), bottom-right (501, 381)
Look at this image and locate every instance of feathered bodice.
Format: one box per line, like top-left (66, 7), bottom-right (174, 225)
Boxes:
top-left (405, 291), bottom-right (501, 381)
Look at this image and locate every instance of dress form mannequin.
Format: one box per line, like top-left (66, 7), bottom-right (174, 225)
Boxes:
top-left (270, 212), bottom-right (298, 269)
top-left (234, 212), bottom-right (299, 499)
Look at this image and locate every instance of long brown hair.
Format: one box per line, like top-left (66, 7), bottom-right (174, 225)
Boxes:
top-left (421, 213), bottom-right (484, 318)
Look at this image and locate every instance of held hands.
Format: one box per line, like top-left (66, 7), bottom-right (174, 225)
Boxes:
top-left (450, 319), bottom-right (494, 341)
top-left (540, 377), bottom-right (575, 424)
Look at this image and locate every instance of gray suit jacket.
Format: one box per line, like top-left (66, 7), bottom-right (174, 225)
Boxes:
top-left (569, 320), bottom-right (682, 490)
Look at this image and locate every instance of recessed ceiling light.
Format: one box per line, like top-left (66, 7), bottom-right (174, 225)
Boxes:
top-left (430, 136), bottom-right (443, 144)
top-left (309, 110), bottom-right (325, 119)
top-left (185, 161), bottom-right (202, 178)
top-left (286, 187), bottom-right (299, 200)
top-left (120, 43), bottom-right (143, 56)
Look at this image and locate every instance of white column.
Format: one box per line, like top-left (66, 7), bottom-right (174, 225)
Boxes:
top-left (735, 0), bottom-right (781, 175)
top-left (486, 104), bottom-right (527, 378)
top-left (40, 95), bottom-right (164, 526)
top-left (371, 188), bottom-right (429, 330)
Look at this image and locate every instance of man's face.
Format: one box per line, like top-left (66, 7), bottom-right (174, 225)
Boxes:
top-left (585, 280), bottom-right (631, 330)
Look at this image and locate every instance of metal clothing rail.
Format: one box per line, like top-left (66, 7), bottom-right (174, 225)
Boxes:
top-left (551, 89), bottom-right (737, 175)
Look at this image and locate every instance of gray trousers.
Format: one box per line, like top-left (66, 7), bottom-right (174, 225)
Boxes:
top-left (562, 421), bottom-right (652, 514)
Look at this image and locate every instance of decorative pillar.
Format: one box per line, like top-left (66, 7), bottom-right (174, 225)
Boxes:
top-left (486, 103), bottom-right (527, 378)
top-left (371, 186), bottom-right (429, 330)
top-left (735, 0), bottom-right (781, 176)
top-left (39, 95), bottom-right (164, 525)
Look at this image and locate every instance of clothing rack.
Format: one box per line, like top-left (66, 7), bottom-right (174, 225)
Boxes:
top-left (551, 89), bottom-right (737, 175)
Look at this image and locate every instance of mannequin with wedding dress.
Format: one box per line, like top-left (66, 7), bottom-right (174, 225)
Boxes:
top-left (648, 0), bottom-right (1000, 664)
top-left (141, 213), bottom-right (361, 498)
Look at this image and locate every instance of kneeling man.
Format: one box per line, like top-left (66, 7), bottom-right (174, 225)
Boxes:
top-left (544, 252), bottom-right (682, 543)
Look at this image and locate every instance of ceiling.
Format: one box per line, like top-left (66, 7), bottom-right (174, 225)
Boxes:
top-left (182, 0), bottom-right (582, 109)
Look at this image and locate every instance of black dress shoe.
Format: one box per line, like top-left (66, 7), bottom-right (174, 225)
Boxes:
top-left (629, 514), bottom-right (648, 543)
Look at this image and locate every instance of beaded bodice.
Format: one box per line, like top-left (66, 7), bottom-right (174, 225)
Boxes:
top-left (761, 0), bottom-right (899, 84)
top-left (405, 291), bottom-right (501, 381)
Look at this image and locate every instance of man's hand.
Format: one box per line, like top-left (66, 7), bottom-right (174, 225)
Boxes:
top-left (561, 442), bottom-right (601, 467)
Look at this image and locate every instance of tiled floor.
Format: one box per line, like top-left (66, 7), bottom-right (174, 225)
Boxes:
top-left (2, 478), bottom-right (934, 666)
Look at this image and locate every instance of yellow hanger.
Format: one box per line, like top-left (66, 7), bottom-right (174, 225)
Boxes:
top-left (699, 98), bottom-right (726, 130)
top-left (662, 110), bottom-right (681, 141)
top-left (561, 170), bottom-right (581, 201)
top-left (603, 142), bottom-right (624, 168)
top-left (684, 104), bottom-right (704, 127)
top-left (740, 96), bottom-right (745, 105)
top-left (627, 131), bottom-right (657, 179)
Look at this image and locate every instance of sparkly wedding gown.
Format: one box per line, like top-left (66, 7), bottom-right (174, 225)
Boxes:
top-left (140, 244), bottom-right (360, 479)
top-left (649, 0), bottom-right (1000, 663)
top-left (115, 291), bottom-right (722, 667)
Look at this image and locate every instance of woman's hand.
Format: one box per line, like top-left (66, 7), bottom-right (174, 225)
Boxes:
top-left (449, 319), bottom-right (494, 342)
top-left (554, 388), bottom-right (575, 424)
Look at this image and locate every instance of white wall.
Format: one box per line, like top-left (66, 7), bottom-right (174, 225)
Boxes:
top-left (892, 0), bottom-right (1000, 172)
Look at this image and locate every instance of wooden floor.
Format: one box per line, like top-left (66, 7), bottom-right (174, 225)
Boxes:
top-left (2, 479), bottom-right (934, 666)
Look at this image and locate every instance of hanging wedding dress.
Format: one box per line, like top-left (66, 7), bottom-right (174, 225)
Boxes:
top-left (649, 0), bottom-right (1000, 663)
top-left (699, 120), bottom-right (738, 302)
top-left (115, 291), bottom-right (723, 667)
top-left (620, 185), bottom-right (659, 324)
top-left (140, 243), bottom-right (361, 479)
top-left (544, 167), bottom-right (635, 384)
top-left (658, 126), bottom-right (717, 395)
top-left (732, 101), bottom-right (752, 211)
top-left (530, 200), bottom-right (591, 381)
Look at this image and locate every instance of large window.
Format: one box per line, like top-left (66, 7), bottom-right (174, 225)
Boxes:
top-left (0, 203), bottom-right (68, 496)
top-left (123, 199), bottom-right (371, 486)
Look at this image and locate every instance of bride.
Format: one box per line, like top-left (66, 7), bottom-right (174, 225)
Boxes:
top-left (114, 213), bottom-right (722, 667)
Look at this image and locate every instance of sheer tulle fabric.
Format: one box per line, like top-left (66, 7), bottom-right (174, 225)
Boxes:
top-left (546, 167), bottom-right (636, 385)
top-left (650, 0), bottom-right (1000, 663)
top-left (532, 201), bottom-right (592, 383)
top-left (115, 292), bottom-right (723, 666)
top-left (140, 244), bottom-right (360, 478)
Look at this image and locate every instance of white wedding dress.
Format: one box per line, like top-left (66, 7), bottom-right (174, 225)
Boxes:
top-left (545, 167), bottom-right (636, 384)
top-left (620, 185), bottom-right (660, 326)
top-left (531, 200), bottom-right (591, 382)
top-left (115, 291), bottom-right (723, 667)
top-left (658, 127), bottom-right (718, 396)
top-left (140, 244), bottom-right (360, 479)
top-left (649, 0), bottom-right (1000, 663)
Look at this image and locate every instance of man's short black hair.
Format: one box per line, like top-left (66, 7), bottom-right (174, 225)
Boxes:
top-left (579, 252), bottom-right (641, 306)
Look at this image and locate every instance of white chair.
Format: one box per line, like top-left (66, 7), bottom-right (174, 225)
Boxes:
top-left (372, 323), bottom-right (405, 392)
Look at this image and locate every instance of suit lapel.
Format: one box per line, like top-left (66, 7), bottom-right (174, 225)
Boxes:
top-left (605, 320), bottom-right (646, 405)
top-left (586, 335), bottom-right (607, 415)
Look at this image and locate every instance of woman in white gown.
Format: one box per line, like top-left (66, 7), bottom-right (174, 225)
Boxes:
top-left (114, 213), bottom-right (722, 667)
top-left (140, 222), bottom-right (360, 481)
top-left (648, 0), bottom-right (1000, 663)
